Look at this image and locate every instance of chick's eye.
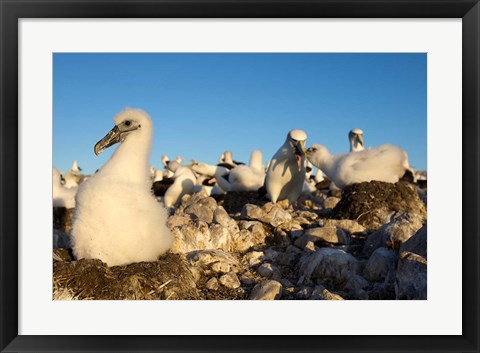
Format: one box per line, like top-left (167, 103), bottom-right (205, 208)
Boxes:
top-left (125, 120), bottom-right (131, 126)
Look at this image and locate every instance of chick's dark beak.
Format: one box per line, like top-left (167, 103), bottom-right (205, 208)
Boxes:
top-left (94, 125), bottom-right (121, 155)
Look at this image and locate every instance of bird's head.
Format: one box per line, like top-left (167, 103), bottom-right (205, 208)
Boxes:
top-left (191, 161), bottom-right (211, 176)
top-left (287, 129), bottom-right (307, 170)
top-left (167, 160), bottom-right (181, 173)
top-left (94, 109), bottom-right (151, 156)
top-left (348, 128), bottom-right (364, 152)
top-left (306, 144), bottom-right (329, 169)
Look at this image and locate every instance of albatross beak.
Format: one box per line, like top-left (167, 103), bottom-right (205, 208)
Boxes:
top-left (297, 140), bottom-right (306, 158)
top-left (94, 125), bottom-right (121, 155)
top-left (357, 134), bottom-right (364, 148)
top-left (293, 140), bottom-right (306, 171)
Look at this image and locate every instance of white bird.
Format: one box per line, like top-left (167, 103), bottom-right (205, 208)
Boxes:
top-left (349, 128), bottom-right (365, 152)
top-left (161, 155), bottom-right (182, 178)
top-left (72, 160), bottom-right (82, 173)
top-left (218, 150), bottom-right (244, 168)
top-left (191, 162), bottom-right (230, 194)
top-left (71, 109), bottom-right (174, 267)
top-left (63, 160), bottom-right (85, 189)
top-left (53, 167), bottom-right (77, 208)
top-left (163, 161), bottom-right (196, 207)
top-left (327, 128), bottom-right (366, 191)
top-left (306, 143), bottom-right (412, 190)
top-left (302, 160), bottom-right (318, 193)
top-left (150, 166), bottom-right (164, 182)
top-left (265, 129), bottom-right (307, 204)
top-left (213, 150), bottom-right (266, 192)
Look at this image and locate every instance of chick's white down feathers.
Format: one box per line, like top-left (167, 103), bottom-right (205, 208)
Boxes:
top-left (71, 109), bottom-right (173, 267)
top-left (307, 143), bottom-right (410, 189)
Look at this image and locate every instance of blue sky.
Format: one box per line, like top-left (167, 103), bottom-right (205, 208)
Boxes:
top-left (53, 53), bottom-right (426, 174)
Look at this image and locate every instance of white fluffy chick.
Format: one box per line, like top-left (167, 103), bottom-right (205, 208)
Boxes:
top-left (306, 143), bottom-right (411, 189)
top-left (71, 109), bottom-right (174, 267)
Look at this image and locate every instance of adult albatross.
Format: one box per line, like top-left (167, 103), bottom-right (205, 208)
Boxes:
top-left (348, 128), bottom-right (365, 152)
top-left (265, 129), bottom-right (307, 204)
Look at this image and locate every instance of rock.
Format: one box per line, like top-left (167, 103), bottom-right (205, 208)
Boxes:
top-left (187, 249), bottom-right (240, 274)
top-left (310, 285), bottom-right (344, 300)
top-left (395, 225), bottom-right (427, 299)
top-left (53, 207), bottom-right (74, 234)
top-left (171, 210), bottom-right (246, 253)
top-left (280, 278), bottom-right (294, 287)
top-left (322, 219), bottom-right (366, 234)
top-left (286, 245), bottom-right (302, 254)
top-left (363, 248), bottom-right (397, 282)
top-left (208, 224), bottom-right (231, 250)
top-left (213, 206), bottom-right (239, 236)
top-left (292, 210), bottom-right (318, 225)
top-left (184, 196), bottom-right (217, 223)
top-left (205, 277), bottom-right (220, 290)
top-left (231, 229), bottom-right (255, 252)
top-left (400, 224), bottom-right (427, 259)
top-left (243, 251), bottom-right (265, 267)
top-left (395, 252), bottom-right (427, 299)
top-left (238, 221), bottom-right (269, 245)
top-left (351, 289), bottom-right (369, 300)
top-left (343, 274), bottom-right (369, 291)
top-left (242, 204), bottom-right (267, 221)
top-left (368, 282), bottom-right (396, 300)
top-left (257, 263), bottom-right (281, 279)
top-left (263, 249), bottom-right (280, 261)
top-left (294, 227), bottom-right (349, 248)
top-left (363, 212), bottom-right (424, 256)
top-left (242, 203), bottom-right (292, 229)
top-left (249, 280), bottom-right (282, 300)
top-left (295, 286), bottom-right (313, 299)
top-left (298, 248), bottom-right (358, 285)
top-left (267, 207), bottom-right (292, 228)
top-left (167, 214), bottom-right (192, 228)
top-left (239, 274), bottom-right (257, 285)
top-left (53, 229), bottom-right (71, 249)
top-left (171, 221), bottom-right (218, 253)
top-left (53, 253), bottom-right (200, 300)
top-left (332, 181), bottom-right (426, 231)
top-left (219, 272), bottom-right (241, 289)
top-left (273, 252), bottom-right (296, 266)
top-left (304, 241), bottom-right (317, 252)
top-left (213, 206), bottom-right (231, 226)
top-left (323, 197), bottom-right (341, 209)
top-left (211, 261), bottom-right (231, 274)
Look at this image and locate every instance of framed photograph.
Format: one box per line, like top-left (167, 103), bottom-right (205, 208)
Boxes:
top-left (1, 0), bottom-right (478, 352)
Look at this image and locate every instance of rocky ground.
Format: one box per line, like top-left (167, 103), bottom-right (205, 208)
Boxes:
top-left (53, 180), bottom-right (427, 300)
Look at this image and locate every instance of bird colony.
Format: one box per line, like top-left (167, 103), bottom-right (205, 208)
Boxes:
top-left (53, 108), bottom-right (427, 300)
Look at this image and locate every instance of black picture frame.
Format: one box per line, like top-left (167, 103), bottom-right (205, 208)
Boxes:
top-left (1, 1), bottom-right (478, 352)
